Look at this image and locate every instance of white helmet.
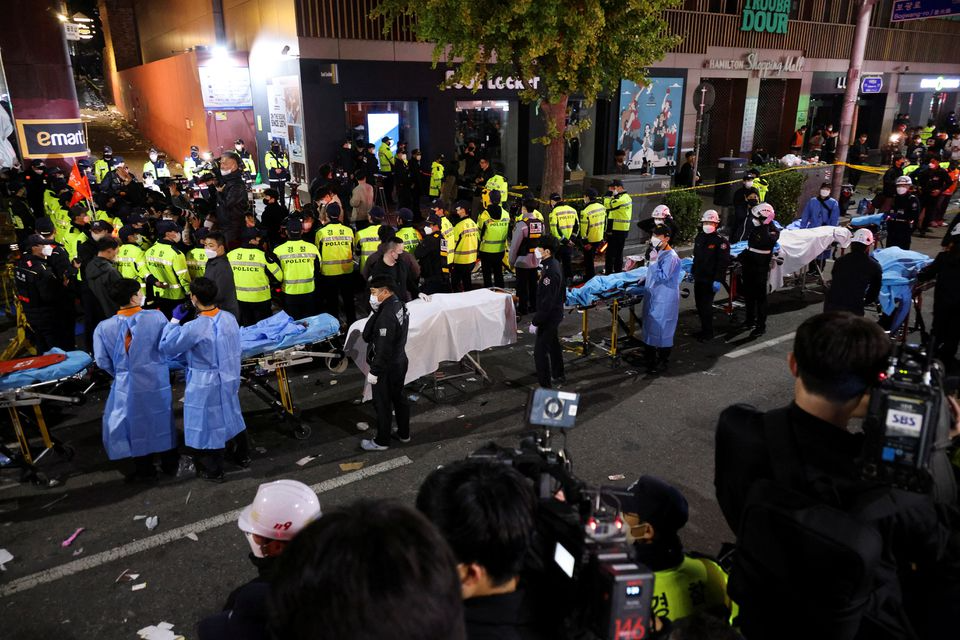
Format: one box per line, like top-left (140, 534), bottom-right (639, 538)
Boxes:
top-left (652, 204), bottom-right (671, 220)
top-left (701, 210), bottom-right (721, 224)
top-left (851, 228), bottom-right (874, 246)
top-left (237, 479), bottom-right (321, 541)
top-left (751, 202), bottom-right (776, 225)
top-left (895, 175), bottom-right (912, 186)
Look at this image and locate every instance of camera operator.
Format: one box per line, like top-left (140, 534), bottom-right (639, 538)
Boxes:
top-left (417, 459), bottom-right (542, 640)
top-left (919, 225), bottom-right (960, 370)
top-left (715, 312), bottom-right (960, 639)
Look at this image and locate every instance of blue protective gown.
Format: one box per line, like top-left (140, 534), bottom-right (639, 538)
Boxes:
top-left (160, 310), bottom-right (246, 450)
top-left (641, 248), bottom-right (682, 348)
top-left (93, 308), bottom-right (176, 460)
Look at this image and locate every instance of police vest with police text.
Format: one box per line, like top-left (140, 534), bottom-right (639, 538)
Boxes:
top-left (604, 192), bottom-right (634, 232)
top-left (396, 226), bottom-right (422, 253)
top-left (274, 240), bottom-right (320, 295)
top-left (227, 247), bottom-right (283, 302)
top-left (580, 202), bottom-right (607, 243)
top-left (479, 208), bottom-right (510, 253)
top-left (317, 223), bottom-right (355, 276)
top-left (549, 205), bottom-right (578, 240)
top-left (450, 218), bottom-right (479, 265)
top-left (355, 224), bottom-right (381, 272)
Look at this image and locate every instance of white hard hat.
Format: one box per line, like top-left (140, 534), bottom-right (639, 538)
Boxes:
top-left (895, 175), bottom-right (912, 185)
top-left (237, 479), bottom-right (321, 541)
top-left (751, 202), bottom-right (776, 225)
top-left (851, 228), bottom-right (874, 245)
top-left (701, 210), bottom-right (721, 224)
top-left (652, 204), bottom-right (671, 219)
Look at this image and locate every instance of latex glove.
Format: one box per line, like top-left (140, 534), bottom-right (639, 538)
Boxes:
top-left (528, 323), bottom-right (537, 335)
top-left (648, 249), bottom-right (659, 262)
top-left (172, 302), bottom-right (190, 323)
top-left (366, 373), bottom-right (379, 385)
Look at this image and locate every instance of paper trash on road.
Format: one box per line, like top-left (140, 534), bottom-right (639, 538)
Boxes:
top-left (607, 474), bottom-right (626, 481)
top-left (356, 421), bottom-right (370, 431)
top-left (145, 516), bottom-right (159, 531)
top-left (131, 582), bottom-right (147, 591)
top-left (137, 621), bottom-right (184, 640)
top-left (0, 548), bottom-right (13, 571)
top-left (133, 515), bottom-right (147, 521)
top-left (296, 456), bottom-right (316, 467)
top-left (339, 462), bottom-right (364, 472)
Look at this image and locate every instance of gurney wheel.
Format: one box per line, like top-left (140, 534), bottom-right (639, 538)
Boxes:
top-left (327, 354), bottom-right (348, 374)
top-left (59, 444), bottom-right (75, 461)
top-left (293, 424), bottom-right (312, 440)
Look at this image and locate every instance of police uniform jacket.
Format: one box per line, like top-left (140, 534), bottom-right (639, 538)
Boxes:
top-left (415, 233), bottom-right (446, 280)
top-left (15, 255), bottom-right (60, 317)
top-left (362, 295), bottom-right (409, 377)
top-left (692, 231), bottom-right (730, 283)
top-left (532, 257), bottom-right (564, 327)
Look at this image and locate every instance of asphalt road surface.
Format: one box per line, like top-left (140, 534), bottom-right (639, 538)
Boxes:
top-left (0, 229), bottom-right (948, 640)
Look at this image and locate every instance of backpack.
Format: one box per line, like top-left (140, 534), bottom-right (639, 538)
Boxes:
top-left (728, 409), bottom-right (914, 640)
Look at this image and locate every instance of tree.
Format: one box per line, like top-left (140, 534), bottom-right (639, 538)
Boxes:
top-left (372, 0), bottom-right (680, 199)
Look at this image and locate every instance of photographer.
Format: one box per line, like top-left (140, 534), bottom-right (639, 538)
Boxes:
top-left (715, 312), bottom-right (960, 639)
top-left (417, 459), bottom-right (541, 640)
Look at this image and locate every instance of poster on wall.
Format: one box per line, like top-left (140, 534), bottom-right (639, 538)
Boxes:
top-left (266, 75), bottom-right (306, 178)
top-left (198, 66), bottom-right (252, 110)
top-left (617, 78), bottom-right (685, 170)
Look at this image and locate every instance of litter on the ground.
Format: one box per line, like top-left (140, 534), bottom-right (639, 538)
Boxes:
top-left (0, 548), bottom-right (13, 570)
top-left (131, 582), bottom-right (147, 591)
top-left (133, 515), bottom-right (147, 521)
top-left (457, 415), bottom-right (465, 419)
top-left (72, 548), bottom-right (83, 556)
top-left (466, 377), bottom-right (477, 382)
top-left (61, 528), bottom-right (84, 547)
top-left (255, 447), bottom-right (267, 454)
top-left (339, 462), bottom-right (364, 472)
top-left (145, 516), bottom-right (159, 531)
top-left (184, 532), bottom-right (199, 542)
top-left (296, 456), bottom-right (316, 466)
top-left (137, 621), bottom-right (184, 640)
top-left (625, 370), bottom-right (638, 376)
top-left (329, 379), bottom-right (338, 385)
top-left (185, 491), bottom-right (192, 505)
top-left (115, 569), bottom-right (140, 583)
top-left (608, 474), bottom-right (626, 481)
top-left (356, 421), bottom-right (370, 431)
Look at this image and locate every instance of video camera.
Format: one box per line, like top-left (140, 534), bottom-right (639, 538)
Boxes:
top-left (860, 342), bottom-right (945, 493)
top-left (469, 389), bottom-right (655, 640)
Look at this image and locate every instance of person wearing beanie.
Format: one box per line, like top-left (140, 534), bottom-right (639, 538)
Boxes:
top-left (315, 202), bottom-right (357, 325)
top-left (395, 207), bottom-right (422, 254)
top-left (274, 217), bottom-right (321, 319)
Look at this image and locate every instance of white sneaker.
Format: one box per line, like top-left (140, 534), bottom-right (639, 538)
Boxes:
top-left (361, 439), bottom-right (389, 451)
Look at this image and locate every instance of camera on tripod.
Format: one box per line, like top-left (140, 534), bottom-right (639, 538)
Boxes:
top-left (469, 389), bottom-right (655, 640)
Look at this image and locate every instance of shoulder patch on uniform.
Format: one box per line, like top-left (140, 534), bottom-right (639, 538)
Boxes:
top-left (542, 276), bottom-right (550, 285)
top-left (379, 328), bottom-right (387, 336)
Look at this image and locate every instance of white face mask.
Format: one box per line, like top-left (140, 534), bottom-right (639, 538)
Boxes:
top-left (220, 168), bottom-right (233, 176)
top-left (137, 294), bottom-right (146, 307)
top-left (203, 219), bottom-right (215, 229)
top-left (369, 294), bottom-right (381, 310)
top-left (423, 226), bottom-right (433, 236)
top-left (896, 187), bottom-right (909, 195)
top-left (131, 235), bottom-right (141, 245)
top-left (819, 189), bottom-right (831, 198)
top-left (172, 232), bottom-right (182, 243)
top-left (41, 244), bottom-right (54, 257)
top-left (534, 248), bottom-right (543, 260)
top-left (235, 145), bottom-right (243, 151)
top-left (702, 224), bottom-right (716, 234)
top-left (91, 232), bottom-right (106, 241)
top-left (650, 236), bottom-right (663, 248)
top-left (245, 532), bottom-right (266, 559)
top-left (752, 217), bottom-right (762, 226)
top-left (204, 248), bottom-right (218, 259)
top-left (149, 153), bottom-right (158, 162)
top-left (744, 180), bottom-right (754, 188)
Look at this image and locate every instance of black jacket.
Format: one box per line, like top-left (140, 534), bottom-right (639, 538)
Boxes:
top-left (203, 255), bottom-right (240, 320)
top-left (365, 256), bottom-right (414, 302)
top-left (415, 233), bottom-right (446, 281)
top-left (260, 202), bottom-right (288, 247)
top-left (14, 255), bottom-right (60, 316)
top-left (919, 249), bottom-right (960, 312)
top-left (363, 294), bottom-right (409, 376)
top-left (217, 172), bottom-right (249, 236)
top-left (196, 554), bottom-right (277, 640)
top-left (675, 161), bottom-right (697, 188)
top-left (914, 166), bottom-right (952, 197)
top-left (532, 257), bottom-right (564, 327)
top-left (86, 256), bottom-right (122, 316)
top-left (882, 165), bottom-right (904, 197)
top-left (823, 249), bottom-right (882, 316)
top-left (464, 591), bottom-right (542, 640)
top-left (744, 222), bottom-right (779, 254)
top-left (692, 231), bottom-right (730, 283)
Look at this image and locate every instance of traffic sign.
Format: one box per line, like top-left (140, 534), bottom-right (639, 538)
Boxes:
top-left (861, 76), bottom-right (883, 93)
top-left (891, 0), bottom-right (958, 21)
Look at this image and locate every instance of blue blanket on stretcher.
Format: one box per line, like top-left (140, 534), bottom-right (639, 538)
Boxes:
top-left (566, 267), bottom-right (649, 307)
top-left (873, 247), bottom-right (933, 332)
top-left (0, 349), bottom-right (93, 391)
top-left (851, 213), bottom-right (885, 227)
top-left (240, 312), bottom-right (341, 360)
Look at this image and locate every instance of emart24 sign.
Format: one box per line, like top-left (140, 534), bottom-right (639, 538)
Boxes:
top-left (16, 119), bottom-right (89, 158)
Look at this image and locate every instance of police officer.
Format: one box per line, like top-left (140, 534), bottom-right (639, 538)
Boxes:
top-left (183, 145), bottom-right (201, 182)
top-left (823, 229), bottom-right (881, 317)
top-left (264, 141), bottom-right (290, 205)
top-left (738, 203), bottom-right (780, 338)
top-left (62, 205), bottom-right (92, 261)
top-left (429, 153), bottom-right (445, 199)
top-left (484, 162), bottom-right (508, 208)
top-left (548, 193), bottom-right (579, 285)
top-left (360, 275), bottom-right (411, 452)
top-left (528, 235), bottom-right (565, 388)
top-left (395, 208), bottom-right (422, 254)
top-left (355, 205), bottom-right (385, 273)
top-left (14, 234), bottom-right (66, 352)
top-left (448, 201), bottom-right (479, 292)
top-left (415, 213), bottom-right (451, 295)
top-left (692, 210), bottom-right (730, 342)
top-left (34, 217), bottom-right (76, 348)
top-left (234, 138), bottom-right (257, 178)
top-left (730, 172), bottom-right (761, 242)
top-left (116, 225), bottom-right (150, 288)
top-left (274, 218), bottom-right (321, 319)
top-left (579, 188), bottom-right (606, 280)
top-left (185, 228), bottom-right (209, 281)
top-left (94, 146), bottom-right (114, 184)
top-left (509, 200), bottom-right (545, 315)
top-left (228, 227), bottom-right (282, 326)
top-left (604, 179), bottom-right (633, 274)
top-left (377, 136), bottom-right (396, 207)
top-left (315, 203), bottom-right (356, 325)
top-left (145, 220), bottom-right (191, 318)
top-left (477, 190), bottom-right (510, 288)
top-left (885, 175), bottom-right (920, 250)
top-left (142, 148), bottom-right (171, 180)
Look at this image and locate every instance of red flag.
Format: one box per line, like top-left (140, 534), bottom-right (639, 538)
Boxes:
top-left (68, 162), bottom-right (92, 207)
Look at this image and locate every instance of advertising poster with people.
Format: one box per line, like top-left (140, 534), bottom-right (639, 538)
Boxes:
top-left (617, 77), bottom-right (684, 171)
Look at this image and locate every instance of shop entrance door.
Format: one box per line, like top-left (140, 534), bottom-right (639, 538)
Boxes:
top-left (753, 79), bottom-right (801, 158)
top-left (701, 79), bottom-right (748, 164)
top-left (455, 100), bottom-right (517, 183)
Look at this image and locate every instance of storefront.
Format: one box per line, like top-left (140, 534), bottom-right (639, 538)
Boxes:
top-left (613, 73), bottom-right (687, 174)
top-left (896, 74), bottom-right (960, 128)
top-left (808, 72), bottom-right (890, 148)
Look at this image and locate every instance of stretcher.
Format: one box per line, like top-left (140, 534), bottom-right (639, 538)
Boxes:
top-left (344, 289), bottom-right (517, 402)
top-left (0, 350), bottom-right (93, 486)
top-left (239, 312), bottom-right (343, 438)
top-left (872, 247), bottom-right (934, 341)
top-left (563, 266), bottom-right (648, 364)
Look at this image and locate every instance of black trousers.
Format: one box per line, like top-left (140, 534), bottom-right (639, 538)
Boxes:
top-left (605, 230), bottom-right (628, 274)
top-left (515, 266), bottom-right (538, 315)
top-left (24, 310), bottom-right (57, 353)
top-left (284, 292), bottom-right (315, 319)
top-left (694, 280), bottom-right (716, 337)
top-left (269, 180), bottom-right (289, 206)
top-left (81, 286), bottom-right (105, 352)
top-left (154, 297), bottom-right (183, 320)
top-left (193, 431), bottom-right (249, 476)
top-left (238, 300), bottom-right (272, 327)
top-left (557, 244), bottom-right (573, 285)
top-left (933, 306), bottom-right (960, 366)
top-left (372, 360), bottom-right (410, 447)
top-left (479, 252), bottom-right (505, 288)
top-left (921, 195), bottom-right (945, 228)
top-left (132, 448), bottom-right (180, 478)
top-left (886, 221), bottom-right (912, 250)
top-left (319, 274), bottom-right (357, 325)
top-left (382, 174), bottom-right (395, 206)
top-left (450, 263), bottom-right (473, 292)
top-left (741, 255), bottom-right (771, 330)
top-left (848, 167), bottom-right (864, 188)
top-left (421, 276), bottom-right (451, 295)
top-left (583, 245), bottom-right (598, 280)
top-left (534, 321), bottom-right (564, 387)
top-left (644, 344), bottom-right (672, 365)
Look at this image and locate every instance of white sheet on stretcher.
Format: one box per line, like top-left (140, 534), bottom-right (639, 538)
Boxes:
top-left (768, 226), bottom-right (852, 290)
top-left (344, 289), bottom-right (518, 401)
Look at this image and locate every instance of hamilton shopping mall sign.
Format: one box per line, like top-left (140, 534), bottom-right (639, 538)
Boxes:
top-left (741, 0), bottom-right (790, 34)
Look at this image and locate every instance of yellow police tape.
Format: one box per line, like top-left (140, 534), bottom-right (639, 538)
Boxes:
top-left (507, 161), bottom-right (888, 204)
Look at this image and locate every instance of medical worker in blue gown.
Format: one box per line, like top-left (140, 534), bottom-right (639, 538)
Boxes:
top-left (93, 278), bottom-right (179, 482)
top-left (642, 225), bottom-right (682, 375)
top-left (160, 276), bottom-right (248, 482)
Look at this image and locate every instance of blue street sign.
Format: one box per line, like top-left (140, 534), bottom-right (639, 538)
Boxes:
top-left (861, 76), bottom-right (883, 94)
top-left (891, 0), bottom-right (959, 21)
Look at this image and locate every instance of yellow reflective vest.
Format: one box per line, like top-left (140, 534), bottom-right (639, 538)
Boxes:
top-left (145, 241), bottom-right (190, 300)
top-left (478, 207), bottom-right (510, 253)
top-left (227, 246), bottom-right (283, 303)
top-left (580, 202), bottom-right (607, 243)
top-left (274, 240), bottom-right (320, 295)
top-left (116, 243), bottom-right (149, 284)
top-left (429, 161), bottom-right (444, 196)
top-left (396, 226), bottom-right (422, 254)
top-left (604, 192), bottom-right (633, 232)
top-left (316, 223), bottom-right (355, 276)
top-left (650, 555), bottom-right (734, 623)
top-left (62, 226), bottom-right (88, 262)
top-left (378, 143), bottom-right (395, 174)
top-left (185, 247), bottom-right (208, 280)
top-left (142, 159), bottom-right (171, 179)
top-left (515, 209), bottom-right (544, 224)
top-left (549, 205), bottom-right (578, 241)
top-left (94, 158), bottom-right (110, 183)
top-left (264, 151), bottom-right (289, 175)
top-left (183, 157), bottom-right (199, 181)
top-left (354, 224), bottom-right (382, 272)
top-left (485, 174), bottom-right (508, 204)
top-left (449, 217), bottom-right (479, 265)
